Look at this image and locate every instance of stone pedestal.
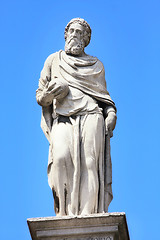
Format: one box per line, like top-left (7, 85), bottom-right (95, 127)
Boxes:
top-left (27, 212), bottom-right (129, 240)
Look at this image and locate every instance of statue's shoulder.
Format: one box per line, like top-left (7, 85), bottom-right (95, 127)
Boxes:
top-left (93, 56), bottom-right (104, 67)
top-left (84, 53), bottom-right (97, 60)
top-left (44, 51), bottom-right (61, 66)
top-left (85, 54), bottom-right (104, 69)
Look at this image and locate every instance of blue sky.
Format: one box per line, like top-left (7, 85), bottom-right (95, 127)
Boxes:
top-left (0, 0), bottom-right (160, 239)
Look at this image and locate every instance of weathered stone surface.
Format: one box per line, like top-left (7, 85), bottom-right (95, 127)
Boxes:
top-left (27, 212), bottom-right (129, 240)
top-left (36, 17), bottom-right (117, 217)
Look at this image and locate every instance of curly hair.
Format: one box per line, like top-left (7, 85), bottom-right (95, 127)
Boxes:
top-left (64, 18), bottom-right (91, 47)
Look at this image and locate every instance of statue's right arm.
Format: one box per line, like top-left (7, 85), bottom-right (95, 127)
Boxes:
top-left (36, 54), bottom-right (55, 107)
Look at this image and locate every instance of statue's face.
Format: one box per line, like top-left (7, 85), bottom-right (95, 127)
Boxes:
top-left (65, 22), bottom-right (85, 56)
top-left (68, 23), bottom-right (84, 42)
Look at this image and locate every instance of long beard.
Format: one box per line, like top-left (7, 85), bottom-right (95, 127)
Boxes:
top-left (65, 38), bottom-right (85, 56)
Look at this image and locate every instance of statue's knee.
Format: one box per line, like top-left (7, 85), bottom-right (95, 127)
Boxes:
top-left (85, 157), bottom-right (96, 171)
top-left (53, 152), bottom-right (66, 169)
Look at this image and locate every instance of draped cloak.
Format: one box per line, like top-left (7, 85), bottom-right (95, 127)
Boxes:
top-left (38, 50), bottom-right (116, 213)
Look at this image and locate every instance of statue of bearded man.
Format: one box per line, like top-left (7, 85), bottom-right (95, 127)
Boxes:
top-left (36, 18), bottom-right (117, 216)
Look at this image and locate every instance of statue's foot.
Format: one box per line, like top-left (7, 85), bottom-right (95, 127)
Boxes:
top-left (80, 209), bottom-right (94, 216)
top-left (55, 212), bottom-right (66, 217)
top-left (80, 212), bottom-right (90, 216)
top-left (68, 211), bottom-right (77, 217)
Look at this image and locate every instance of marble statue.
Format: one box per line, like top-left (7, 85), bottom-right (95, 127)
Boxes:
top-left (36, 18), bottom-right (117, 216)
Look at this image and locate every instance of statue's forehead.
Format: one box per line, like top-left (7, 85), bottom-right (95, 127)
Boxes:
top-left (69, 22), bottom-right (84, 31)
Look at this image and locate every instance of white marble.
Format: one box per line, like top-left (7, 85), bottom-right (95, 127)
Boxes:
top-left (36, 18), bottom-right (117, 216)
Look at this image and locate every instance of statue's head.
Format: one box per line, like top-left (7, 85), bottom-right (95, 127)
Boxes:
top-left (64, 18), bottom-right (91, 56)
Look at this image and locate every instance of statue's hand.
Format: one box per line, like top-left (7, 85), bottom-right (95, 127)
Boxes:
top-left (105, 112), bottom-right (117, 137)
top-left (41, 81), bottom-right (57, 103)
top-left (41, 79), bottom-right (69, 103)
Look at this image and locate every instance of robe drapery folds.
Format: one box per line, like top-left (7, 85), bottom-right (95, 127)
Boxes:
top-left (39, 50), bottom-right (116, 213)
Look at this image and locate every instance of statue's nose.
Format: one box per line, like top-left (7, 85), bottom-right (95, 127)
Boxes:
top-left (72, 29), bottom-right (78, 36)
top-left (70, 32), bottom-right (78, 40)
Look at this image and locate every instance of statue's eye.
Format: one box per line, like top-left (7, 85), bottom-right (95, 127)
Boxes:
top-left (69, 29), bottom-right (74, 33)
top-left (75, 29), bottom-right (82, 36)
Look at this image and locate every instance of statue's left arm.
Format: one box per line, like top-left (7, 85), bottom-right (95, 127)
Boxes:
top-left (98, 60), bottom-right (117, 137)
top-left (104, 106), bottom-right (117, 137)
